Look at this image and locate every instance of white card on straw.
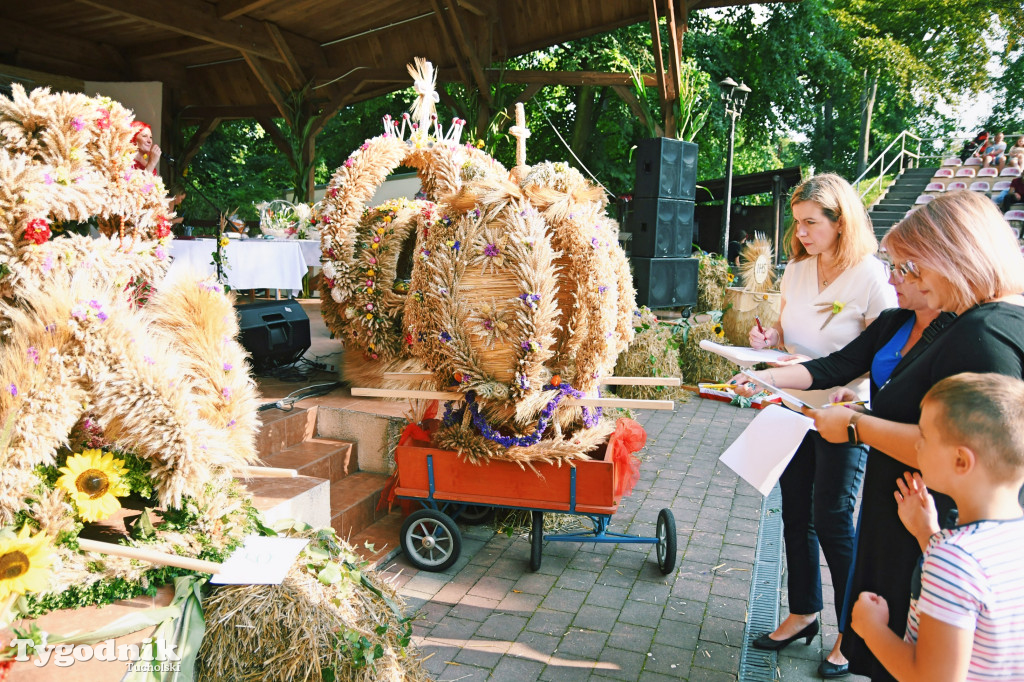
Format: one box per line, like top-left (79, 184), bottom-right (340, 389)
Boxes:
top-left (210, 535), bottom-right (309, 585)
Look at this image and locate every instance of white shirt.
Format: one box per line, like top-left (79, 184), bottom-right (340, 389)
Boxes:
top-left (779, 255), bottom-right (896, 403)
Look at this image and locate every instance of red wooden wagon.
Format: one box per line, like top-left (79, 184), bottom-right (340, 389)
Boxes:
top-left (393, 425), bottom-right (677, 574)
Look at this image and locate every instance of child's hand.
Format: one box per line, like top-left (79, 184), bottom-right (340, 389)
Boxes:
top-left (851, 591), bottom-right (889, 636)
top-left (895, 472), bottom-right (940, 547)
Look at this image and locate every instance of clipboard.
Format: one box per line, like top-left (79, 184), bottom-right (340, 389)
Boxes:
top-left (739, 370), bottom-right (820, 410)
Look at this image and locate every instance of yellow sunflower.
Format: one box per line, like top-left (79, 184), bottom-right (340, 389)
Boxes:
top-left (56, 449), bottom-right (129, 522)
top-left (0, 527), bottom-right (53, 601)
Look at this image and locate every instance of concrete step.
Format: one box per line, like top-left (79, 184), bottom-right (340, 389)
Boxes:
top-left (255, 406), bottom-right (317, 459)
top-left (330, 471), bottom-right (390, 541)
top-left (316, 405), bottom-right (407, 474)
top-left (350, 510), bottom-right (406, 566)
top-left (261, 437), bottom-right (355, 483)
top-left (243, 473), bottom-right (331, 528)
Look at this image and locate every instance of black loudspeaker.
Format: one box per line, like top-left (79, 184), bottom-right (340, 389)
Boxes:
top-left (634, 138), bottom-right (698, 201)
top-left (631, 257), bottom-right (699, 309)
top-left (627, 197), bottom-right (694, 258)
top-left (236, 299), bottom-right (311, 368)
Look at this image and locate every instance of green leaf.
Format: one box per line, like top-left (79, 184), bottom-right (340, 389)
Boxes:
top-left (318, 562), bottom-right (343, 585)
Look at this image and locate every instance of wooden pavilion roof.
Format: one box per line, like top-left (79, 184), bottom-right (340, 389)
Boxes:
top-left (0, 0), bottom-right (791, 122)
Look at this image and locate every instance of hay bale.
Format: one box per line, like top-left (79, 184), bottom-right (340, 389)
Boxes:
top-left (678, 320), bottom-right (737, 385)
top-left (612, 308), bottom-right (687, 401)
top-left (198, 530), bottom-right (427, 682)
top-left (696, 252), bottom-right (730, 313)
top-left (720, 288), bottom-right (782, 347)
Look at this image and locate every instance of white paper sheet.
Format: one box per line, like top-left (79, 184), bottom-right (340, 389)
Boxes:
top-left (698, 340), bottom-right (789, 367)
top-left (738, 369), bottom-right (821, 410)
top-left (719, 405), bottom-right (814, 496)
top-left (209, 535), bottom-right (309, 585)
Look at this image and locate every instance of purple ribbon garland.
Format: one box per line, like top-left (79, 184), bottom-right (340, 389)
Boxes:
top-left (440, 382), bottom-right (603, 447)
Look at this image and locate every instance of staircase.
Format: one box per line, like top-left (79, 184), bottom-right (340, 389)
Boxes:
top-left (246, 405), bottom-right (404, 565)
top-left (866, 167), bottom-right (937, 241)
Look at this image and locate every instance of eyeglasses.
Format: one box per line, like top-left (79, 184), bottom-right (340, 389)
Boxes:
top-left (895, 260), bottom-right (921, 280)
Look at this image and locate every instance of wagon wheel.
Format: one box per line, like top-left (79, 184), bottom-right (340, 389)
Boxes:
top-left (401, 508), bottom-right (462, 572)
top-left (529, 510), bottom-right (544, 571)
top-left (656, 508), bottom-right (677, 574)
top-left (459, 504), bottom-right (495, 525)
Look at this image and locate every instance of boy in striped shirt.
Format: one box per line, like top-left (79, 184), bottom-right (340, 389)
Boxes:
top-left (851, 372), bottom-right (1024, 681)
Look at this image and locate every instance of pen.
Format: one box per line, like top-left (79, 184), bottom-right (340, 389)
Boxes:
top-left (825, 400), bottom-right (867, 407)
top-left (754, 316), bottom-right (765, 335)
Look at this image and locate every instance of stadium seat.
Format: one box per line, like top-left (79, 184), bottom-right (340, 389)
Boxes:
top-left (941, 157), bottom-right (962, 166)
top-left (946, 181), bottom-right (969, 191)
top-left (977, 167), bottom-right (998, 177)
top-left (933, 168), bottom-right (955, 178)
top-left (1000, 167), bottom-right (1022, 177)
top-left (1004, 209), bottom-right (1024, 222)
top-left (969, 181), bottom-right (991, 192)
top-left (992, 180), bottom-right (1012, 192)
top-left (955, 167), bottom-right (977, 177)
top-left (924, 182), bottom-right (945, 193)
top-left (914, 194), bottom-right (935, 205)
top-left (964, 157), bottom-right (983, 166)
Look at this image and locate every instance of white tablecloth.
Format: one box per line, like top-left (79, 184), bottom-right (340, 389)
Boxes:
top-left (167, 239), bottom-right (308, 291)
top-left (297, 239), bottom-right (322, 267)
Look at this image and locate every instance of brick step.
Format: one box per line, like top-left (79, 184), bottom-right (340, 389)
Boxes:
top-left (260, 437), bottom-right (355, 484)
top-left (330, 471), bottom-right (390, 542)
top-left (350, 510), bottom-right (405, 566)
top-left (255, 407), bottom-right (317, 459)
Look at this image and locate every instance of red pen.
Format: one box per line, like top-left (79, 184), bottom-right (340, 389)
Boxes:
top-left (755, 316), bottom-right (765, 335)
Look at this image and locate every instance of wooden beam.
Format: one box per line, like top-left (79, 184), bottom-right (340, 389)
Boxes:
top-left (0, 63), bottom-right (84, 93)
top-left (217, 0), bottom-right (276, 20)
top-left (428, 0), bottom-right (472, 91)
top-left (665, 0), bottom-right (682, 133)
top-left (178, 104), bottom-right (281, 120)
top-left (456, 0), bottom-right (497, 17)
top-left (242, 52), bottom-right (291, 122)
top-left (611, 85), bottom-right (663, 137)
top-left (178, 117), bottom-right (222, 170)
top-left (125, 37), bottom-right (216, 61)
top-left (265, 21), bottom-right (305, 88)
top-left (256, 117), bottom-right (297, 170)
top-left (0, 19), bottom-right (128, 77)
top-left (441, 0), bottom-right (492, 104)
top-left (309, 80), bottom-right (365, 138)
top-left (648, 0), bottom-right (669, 103)
top-left (483, 69), bottom-right (658, 87)
top-left (73, 0), bottom-right (323, 67)
top-left (501, 83), bottom-right (542, 122)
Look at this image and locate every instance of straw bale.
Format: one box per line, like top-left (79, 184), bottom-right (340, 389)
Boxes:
top-left (679, 320), bottom-right (736, 384)
top-left (612, 308), bottom-right (687, 401)
top-left (696, 251), bottom-right (730, 313)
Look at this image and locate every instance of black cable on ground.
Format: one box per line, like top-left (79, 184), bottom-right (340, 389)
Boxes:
top-left (257, 381), bottom-right (345, 412)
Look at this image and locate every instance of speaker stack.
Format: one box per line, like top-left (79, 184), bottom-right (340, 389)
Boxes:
top-left (235, 299), bottom-right (311, 370)
top-left (629, 138), bottom-right (699, 309)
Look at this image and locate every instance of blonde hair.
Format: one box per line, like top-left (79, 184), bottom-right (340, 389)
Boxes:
top-left (923, 372), bottom-right (1024, 479)
top-left (882, 191), bottom-right (1024, 312)
top-left (785, 173), bottom-right (878, 268)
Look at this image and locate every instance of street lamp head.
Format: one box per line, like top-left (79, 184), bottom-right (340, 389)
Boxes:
top-left (719, 76), bottom-right (738, 103)
top-left (735, 81), bottom-right (752, 111)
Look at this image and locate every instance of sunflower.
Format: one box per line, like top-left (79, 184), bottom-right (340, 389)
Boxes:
top-left (0, 526), bottom-right (53, 601)
top-left (713, 323), bottom-right (725, 338)
top-left (56, 449), bottom-right (129, 522)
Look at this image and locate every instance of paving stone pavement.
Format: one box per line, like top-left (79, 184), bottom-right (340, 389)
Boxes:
top-left (378, 396), bottom-right (869, 681)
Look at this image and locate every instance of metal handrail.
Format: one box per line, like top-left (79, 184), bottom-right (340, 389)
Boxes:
top-left (854, 130), bottom-right (923, 200)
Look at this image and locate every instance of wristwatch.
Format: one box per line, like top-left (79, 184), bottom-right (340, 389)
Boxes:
top-left (847, 412), bottom-right (864, 445)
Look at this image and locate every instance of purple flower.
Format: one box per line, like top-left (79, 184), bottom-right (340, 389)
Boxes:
top-left (440, 331), bottom-right (452, 343)
top-left (96, 311), bottom-right (108, 322)
top-left (144, 355), bottom-right (155, 365)
top-left (44, 173), bottom-right (54, 185)
top-left (142, 183), bottom-right (154, 194)
top-left (8, 383), bottom-right (17, 397)
top-left (483, 243), bottom-right (500, 257)
top-left (222, 387), bottom-right (232, 399)
top-left (598, 285), bottom-right (608, 294)
top-left (27, 347), bottom-right (39, 364)
top-left (482, 319), bottom-right (494, 330)
top-left (72, 116), bottom-right (85, 131)
top-left (223, 362), bottom-right (233, 371)
top-left (452, 240), bottom-right (461, 251)
top-left (227, 419), bottom-right (236, 428)
top-left (591, 237), bottom-right (599, 248)
top-left (71, 305), bottom-right (87, 321)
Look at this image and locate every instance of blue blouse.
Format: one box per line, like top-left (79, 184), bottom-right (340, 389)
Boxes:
top-left (870, 316), bottom-right (914, 386)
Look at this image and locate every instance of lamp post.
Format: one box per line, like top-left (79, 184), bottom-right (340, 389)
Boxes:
top-left (719, 77), bottom-right (751, 258)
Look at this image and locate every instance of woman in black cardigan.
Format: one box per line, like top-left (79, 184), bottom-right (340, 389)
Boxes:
top-left (803, 191), bottom-right (1024, 680)
top-left (738, 264), bottom-right (950, 679)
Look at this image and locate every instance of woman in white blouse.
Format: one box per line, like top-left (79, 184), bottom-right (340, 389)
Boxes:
top-left (748, 174), bottom-right (896, 678)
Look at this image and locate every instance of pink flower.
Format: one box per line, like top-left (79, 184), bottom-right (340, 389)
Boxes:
top-left (223, 362), bottom-right (233, 371)
top-left (72, 116), bottom-right (85, 131)
top-left (222, 387), bottom-right (232, 399)
top-left (27, 347), bottom-right (39, 364)
top-left (344, 158), bottom-right (354, 168)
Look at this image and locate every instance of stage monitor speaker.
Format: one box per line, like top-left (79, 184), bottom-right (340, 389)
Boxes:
top-left (631, 257), bottom-right (698, 309)
top-left (236, 299), bottom-right (311, 369)
top-left (627, 197), bottom-right (694, 258)
top-left (633, 138), bottom-right (698, 201)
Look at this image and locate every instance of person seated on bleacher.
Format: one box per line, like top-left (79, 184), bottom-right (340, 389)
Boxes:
top-left (1008, 136), bottom-right (1024, 171)
top-left (982, 132), bottom-right (1008, 171)
top-left (959, 131), bottom-right (988, 163)
top-left (994, 174), bottom-right (1024, 213)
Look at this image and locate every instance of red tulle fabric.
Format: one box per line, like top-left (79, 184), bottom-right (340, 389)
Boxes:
top-left (379, 402), bottom-right (439, 511)
top-left (611, 417), bottom-right (646, 498)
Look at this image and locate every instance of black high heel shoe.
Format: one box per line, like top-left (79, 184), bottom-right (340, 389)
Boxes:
top-left (751, 618), bottom-right (819, 651)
